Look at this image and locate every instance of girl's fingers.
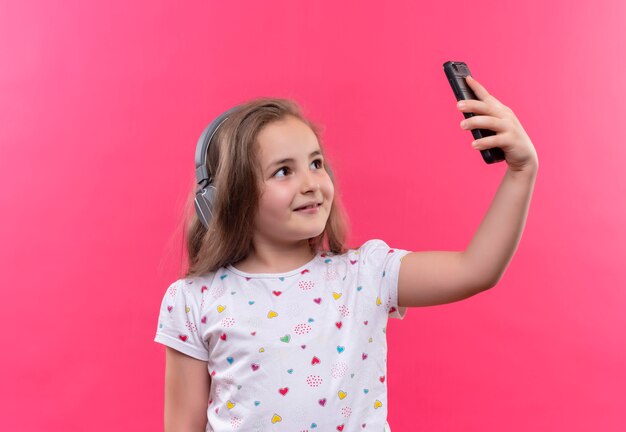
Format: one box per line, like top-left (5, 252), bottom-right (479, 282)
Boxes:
top-left (465, 75), bottom-right (490, 101)
top-left (457, 99), bottom-right (490, 114)
top-left (472, 134), bottom-right (501, 150)
top-left (466, 76), bottom-right (506, 109)
top-left (460, 115), bottom-right (507, 133)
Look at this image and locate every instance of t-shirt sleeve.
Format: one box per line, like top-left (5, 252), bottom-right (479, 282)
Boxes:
top-left (154, 278), bottom-right (210, 361)
top-left (359, 239), bottom-right (412, 320)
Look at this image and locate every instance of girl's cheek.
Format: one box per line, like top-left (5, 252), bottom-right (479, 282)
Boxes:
top-left (324, 176), bottom-right (335, 194)
top-left (275, 187), bottom-right (297, 202)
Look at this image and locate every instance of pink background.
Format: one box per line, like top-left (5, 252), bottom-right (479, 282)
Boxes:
top-left (1, 0), bottom-right (624, 430)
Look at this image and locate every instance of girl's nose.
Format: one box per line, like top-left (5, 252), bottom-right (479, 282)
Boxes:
top-left (301, 171), bottom-right (320, 192)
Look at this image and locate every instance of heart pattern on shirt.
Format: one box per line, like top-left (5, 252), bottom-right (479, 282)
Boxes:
top-left (157, 241), bottom-right (405, 429)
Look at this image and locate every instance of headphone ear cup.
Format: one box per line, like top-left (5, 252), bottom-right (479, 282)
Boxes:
top-left (194, 184), bottom-right (217, 228)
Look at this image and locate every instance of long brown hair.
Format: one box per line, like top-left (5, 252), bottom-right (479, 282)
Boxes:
top-left (181, 97), bottom-right (351, 278)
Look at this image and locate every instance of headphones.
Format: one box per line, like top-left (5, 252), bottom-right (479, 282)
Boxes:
top-left (194, 106), bottom-right (240, 229)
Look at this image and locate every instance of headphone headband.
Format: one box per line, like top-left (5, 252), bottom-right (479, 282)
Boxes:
top-left (193, 105), bottom-right (241, 228)
top-left (194, 106), bottom-right (240, 187)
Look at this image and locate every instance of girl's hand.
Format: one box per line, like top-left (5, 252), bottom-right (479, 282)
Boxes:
top-left (457, 75), bottom-right (538, 173)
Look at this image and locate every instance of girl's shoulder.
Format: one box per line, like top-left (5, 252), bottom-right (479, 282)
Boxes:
top-left (335, 238), bottom-right (396, 256)
top-left (163, 271), bottom-right (221, 302)
top-left (317, 239), bottom-right (401, 266)
top-left (357, 238), bottom-right (392, 251)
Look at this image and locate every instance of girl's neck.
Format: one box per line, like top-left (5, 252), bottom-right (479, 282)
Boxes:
top-left (233, 240), bottom-right (316, 274)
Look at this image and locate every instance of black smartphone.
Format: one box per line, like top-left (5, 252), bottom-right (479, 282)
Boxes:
top-left (443, 61), bottom-right (505, 164)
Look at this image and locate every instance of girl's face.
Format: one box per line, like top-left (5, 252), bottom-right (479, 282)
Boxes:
top-left (253, 115), bottom-right (334, 248)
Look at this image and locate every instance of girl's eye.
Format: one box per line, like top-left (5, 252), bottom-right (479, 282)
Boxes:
top-left (274, 159), bottom-right (324, 178)
top-left (312, 158), bottom-right (323, 169)
top-left (274, 167), bottom-right (290, 178)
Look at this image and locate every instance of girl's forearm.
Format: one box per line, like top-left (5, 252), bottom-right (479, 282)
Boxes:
top-left (463, 164), bottom-right (538, 289)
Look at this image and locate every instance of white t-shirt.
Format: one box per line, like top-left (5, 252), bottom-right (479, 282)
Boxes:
top-left (154, 239), bottom-right (410, 432)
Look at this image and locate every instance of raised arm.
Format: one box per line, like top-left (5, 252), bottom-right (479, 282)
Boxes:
top-left (164, 347), bottom-right (211, 432)
top-left (398, 75), bottom-right (538, 308)
top-left (398, 166), bottom-right (537, 307)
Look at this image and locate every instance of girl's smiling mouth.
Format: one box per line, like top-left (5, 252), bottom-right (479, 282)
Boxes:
top-left (295, 203), bottom-right (322, 213)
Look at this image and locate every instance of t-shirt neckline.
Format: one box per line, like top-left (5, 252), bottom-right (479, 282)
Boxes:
top-left (226, 251), bottom-right (322, 279)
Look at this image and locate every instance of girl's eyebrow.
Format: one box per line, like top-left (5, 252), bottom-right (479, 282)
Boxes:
top-left (267, 150), bottom-right (322, 170)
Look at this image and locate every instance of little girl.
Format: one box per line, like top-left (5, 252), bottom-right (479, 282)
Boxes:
top-left (154, 77), bottom-right (538, 431)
